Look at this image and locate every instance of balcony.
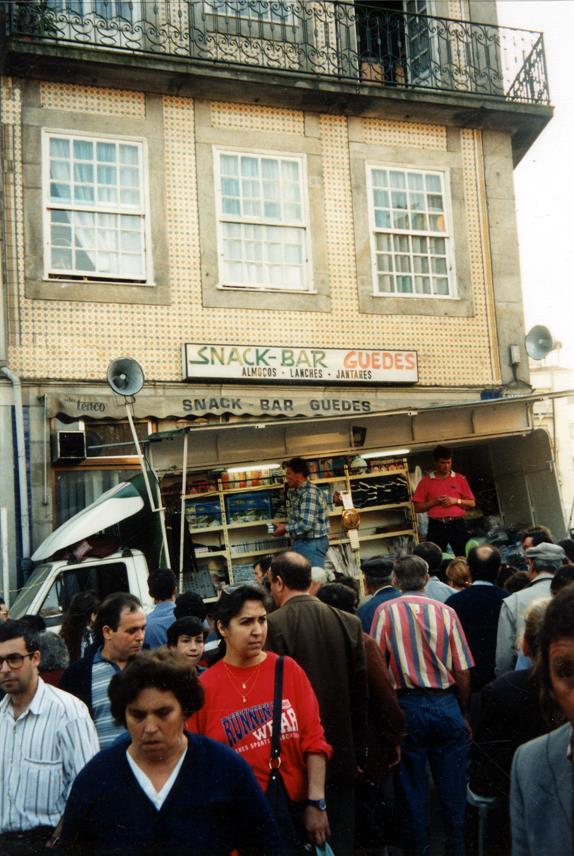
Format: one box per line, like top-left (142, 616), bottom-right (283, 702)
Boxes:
top-left (0, 1), bottom-right (549, 106)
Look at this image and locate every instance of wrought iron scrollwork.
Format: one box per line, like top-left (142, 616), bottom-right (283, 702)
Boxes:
top-left (2, 0), bottom-right (549, 105)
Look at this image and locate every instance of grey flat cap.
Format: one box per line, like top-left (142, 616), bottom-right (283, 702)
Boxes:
top-left (525, 542), bottom-right (566, 569)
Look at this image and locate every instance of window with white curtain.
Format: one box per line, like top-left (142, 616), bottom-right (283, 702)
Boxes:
top-left (367, 164), bottom-right (455, 298)
top-left (215, 150), bottom-right (310, 292)
top-left (43, 131), bottom-right (149, 281)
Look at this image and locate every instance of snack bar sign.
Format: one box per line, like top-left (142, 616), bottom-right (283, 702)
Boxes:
top-left (183, 344), bottom-right (418, 384)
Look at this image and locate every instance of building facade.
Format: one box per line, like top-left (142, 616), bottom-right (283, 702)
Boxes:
top-left (0, 0), bottom-right (553, 592)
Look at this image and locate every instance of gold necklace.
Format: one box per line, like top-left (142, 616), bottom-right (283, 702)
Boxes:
top-left (223, 660), bottom-right (264, 704)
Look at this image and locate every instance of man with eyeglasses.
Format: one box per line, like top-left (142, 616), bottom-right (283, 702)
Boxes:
top-left (0, 620), bottom-right (99, 853)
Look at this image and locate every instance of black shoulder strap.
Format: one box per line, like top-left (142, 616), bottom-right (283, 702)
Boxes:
top-left (271, 655), bottom-right (284, 761)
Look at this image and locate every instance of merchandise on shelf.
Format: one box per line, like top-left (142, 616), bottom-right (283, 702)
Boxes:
top-left (186, 499), bottom-right (222, 529)
top-left (350, 475), bottom-right (410, 508)
top-left (225, 491), bottom-right (273, 524)
top-left (231, 563), bottom-right (257, 584)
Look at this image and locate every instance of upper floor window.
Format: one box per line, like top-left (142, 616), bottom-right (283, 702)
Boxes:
top-left (215, 150), bottom-right (310, 292)
top-left (43, 131), bottom-right (149, 281)
top-left (46, 1), bottom-right (136, 20)
top-left (208, 0), bottom-right (294, 25)
top-left (367, 165), bottom-right (454, 298)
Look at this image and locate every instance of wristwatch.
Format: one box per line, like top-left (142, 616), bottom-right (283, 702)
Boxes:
top-left (305, 798), bottom-right (327, 811)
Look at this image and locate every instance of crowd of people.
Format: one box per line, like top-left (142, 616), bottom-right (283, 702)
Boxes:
top-left (0, 459), bottom-right (573, 854)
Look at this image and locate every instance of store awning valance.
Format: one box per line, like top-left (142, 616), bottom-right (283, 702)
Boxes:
top-left (41, 385), bottom-right (486, 422)
top-left (142, 391), bottom-right (574, 473)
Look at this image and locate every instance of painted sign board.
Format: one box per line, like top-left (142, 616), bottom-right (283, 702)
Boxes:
top-left (182, 344), bottom-right (418, 385)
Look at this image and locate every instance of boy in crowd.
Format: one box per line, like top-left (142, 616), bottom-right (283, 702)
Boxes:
top-left (167, 616), bottom-right (207, 674)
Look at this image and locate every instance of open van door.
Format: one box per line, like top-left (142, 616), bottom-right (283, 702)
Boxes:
top-left (489, 429), bottom-right (566, 537)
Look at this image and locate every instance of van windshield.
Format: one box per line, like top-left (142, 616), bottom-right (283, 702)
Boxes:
top-left (9, 565), bottom-right (54, 618)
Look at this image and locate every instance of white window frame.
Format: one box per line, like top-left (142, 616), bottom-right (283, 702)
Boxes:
top-left (214, 147), bottom-right (313, 294)
top-left (366, 162), bottom-right (457, 300)
top-left (46, 1), bottom-right (141, 21)
top-left (42, 129), bottom-right (153, 283)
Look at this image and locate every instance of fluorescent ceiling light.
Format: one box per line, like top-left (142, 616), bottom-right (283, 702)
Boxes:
top-left (362, 448), bottom-right (411, 459)
top-left (226, 463), bottom-right (282, 473)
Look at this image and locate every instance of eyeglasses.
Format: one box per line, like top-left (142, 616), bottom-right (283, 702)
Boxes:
top-left (0, 652), bottom-right (36, 670)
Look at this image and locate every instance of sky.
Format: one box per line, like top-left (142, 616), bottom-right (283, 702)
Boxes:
top-left (495, 0), bottom-right (574, 368)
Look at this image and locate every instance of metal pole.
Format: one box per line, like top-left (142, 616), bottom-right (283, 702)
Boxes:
top-left (1, 507), bottom-right (10, 607)
top-left (179, 431), bottom-right (189, 591)
top-left (124, 400), bottom-right (171, 568)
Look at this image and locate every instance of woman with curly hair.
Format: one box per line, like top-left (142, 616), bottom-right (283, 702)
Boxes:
top-left (59, 649), bottom-right (281, 855)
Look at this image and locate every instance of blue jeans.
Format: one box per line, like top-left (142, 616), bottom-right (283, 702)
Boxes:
top-left (290, 536), bottom-right (329, 569)
top-left (395, 690), bottom-right (469, 856)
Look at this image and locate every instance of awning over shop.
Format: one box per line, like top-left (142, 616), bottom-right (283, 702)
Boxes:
top-left (41, 384), bottom-right (492, 422)
top-left (143, 391), bottom-right (574, 473)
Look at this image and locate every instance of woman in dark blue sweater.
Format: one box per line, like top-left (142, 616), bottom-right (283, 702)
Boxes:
top-left (59, 649), bottom-right (281, 855)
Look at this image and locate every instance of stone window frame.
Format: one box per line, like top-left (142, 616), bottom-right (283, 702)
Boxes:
top-left (42, 129), bottom-right (150, 284)
top-left (214, 147), bottom-right (312, 294)
top-left (365, 162), bottom-right (457, 299)
top-left (196, 103), bottom-right (331, 313)
top-left (350, 137), bottom-right (473, 318)
top-left (23, 85), bottom-right (170, 305)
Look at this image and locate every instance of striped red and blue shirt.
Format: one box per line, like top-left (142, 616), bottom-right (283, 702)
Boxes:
top-left (370, 593), bottom-right (474, 690)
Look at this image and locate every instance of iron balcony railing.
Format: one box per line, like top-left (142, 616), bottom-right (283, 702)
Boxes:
top-left (1, 1), bottom-right (550, 105)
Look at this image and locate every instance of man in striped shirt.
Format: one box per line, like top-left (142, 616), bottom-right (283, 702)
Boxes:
top-left (0, 620), bottom-right (99, 853)
top-left (60, 592), bottom-right (146, 748)
top-left (371, 555), bottom-right (474, 856)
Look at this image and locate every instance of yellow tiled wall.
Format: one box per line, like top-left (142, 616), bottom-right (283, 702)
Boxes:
top-left (3, 79), bottom-right (501, 386)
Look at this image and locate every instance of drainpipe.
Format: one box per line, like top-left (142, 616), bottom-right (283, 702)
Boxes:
top-left (0, 367), bottom-right (31, 566)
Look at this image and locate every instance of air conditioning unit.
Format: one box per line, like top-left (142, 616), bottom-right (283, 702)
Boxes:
top-left (52, 430), bottom-right (87, 464)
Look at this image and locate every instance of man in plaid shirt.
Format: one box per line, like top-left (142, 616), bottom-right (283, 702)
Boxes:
top-left (273, 457), bottom-right (330, 569)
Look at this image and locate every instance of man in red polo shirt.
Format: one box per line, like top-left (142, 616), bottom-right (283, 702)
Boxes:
top-left (413, 445), bottom-right (475, 556)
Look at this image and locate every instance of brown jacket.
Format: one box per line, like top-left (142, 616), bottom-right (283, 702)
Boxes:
top-left (266, 594), bottom-right (368, 784)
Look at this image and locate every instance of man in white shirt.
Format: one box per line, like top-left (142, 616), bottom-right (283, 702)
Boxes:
top-left (0, 620), bottom-right (99, 853)
top-left (495, 542), bottom-right (566, 675)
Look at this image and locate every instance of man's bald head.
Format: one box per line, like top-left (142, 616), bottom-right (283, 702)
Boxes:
top-left (467, 544), bottom-right (501, 583)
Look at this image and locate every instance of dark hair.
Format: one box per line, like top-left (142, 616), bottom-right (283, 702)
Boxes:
top-left (551, 566), bottom-right (574, 596)
top-left (60, 590), bottom-right (99, 662)
top-left (558, 539), bottom-right (574, 563)
top-left (393, 555), bottom-right (428, 592)
top-left (361, 556), bottom-right (394, 584)
top-left (467, 544), bottom-right (501, 583)
top-left (433, 445), bottom-right (453, 461)
top-left (316, 583), bottom-right (356, 615)
top-left (94, 593), bottom-right (142, 642)
top-left (19, 614), bottom-right (47, 633)
top-left (174, 592), bottom-right (207, 622)
top-left (504, 571), bottom-right (530, 594)
top-left (253, 554), bottom-right (274, 574)
top-left (109, 649), bottom-right (204, 726)
top-left (166, 616), bottom-right (207, 648)
top-left (270, 551), bottom-right (311, 592)
top-left (285, 457), bottom-right (309, 477)
top-left (39, 632), bottom-right (70, 671)
top-left (210, 584), bottom-right (269, 664)
top-left (413, 541), bottom-right (443, 573)
top-left (216, 584), bottom-right (269, 629)
top-left (337, 575), bottom-right (360, 608)
top-left (520, 525), bottom-right (554, 547)
top-left (148, 568), bottom-right (177, 601)
top-left (536, 586), bottom-right (574, 724)
top-left (0, 619), bottom-right (41, 653)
